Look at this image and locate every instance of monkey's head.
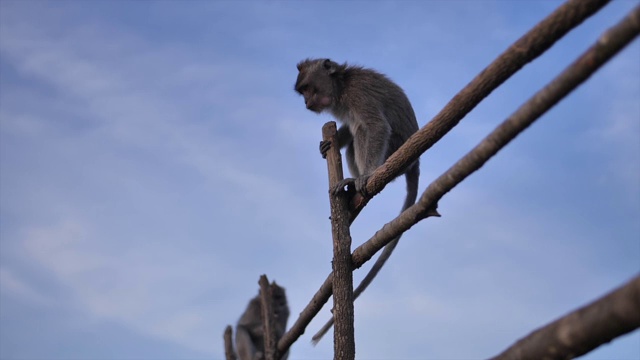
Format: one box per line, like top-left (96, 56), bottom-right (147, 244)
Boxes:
top-left (294, 58), bottom-right (343, 113)
top-left (270, 281), bottom-right (290, 323)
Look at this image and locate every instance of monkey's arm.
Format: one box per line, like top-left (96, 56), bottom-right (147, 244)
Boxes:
top-left (236, 296), bottom-right (266, 360)
top-left (235, 325), bottom-right (257, 360)
top-left (336, 124), bottom-right (353, 147)
top-left (320, 125), bottom-right (352, 158)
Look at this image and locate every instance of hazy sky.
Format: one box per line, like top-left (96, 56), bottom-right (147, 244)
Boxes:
top-left (1, 1), bottom-right (638, 359)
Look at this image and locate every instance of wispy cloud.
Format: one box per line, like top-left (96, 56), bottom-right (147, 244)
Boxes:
top-left (0, 268), bottom-right (51, 306)
top-left (1, 7), bottom-right (324, 356)
top-left (1, 1), bottom-right (638, 359)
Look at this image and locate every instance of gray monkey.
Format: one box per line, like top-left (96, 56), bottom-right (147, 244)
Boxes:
top-left (295, 58), bottom-right (420, 343)
top-left (236, 282), bottom-right (289, 360)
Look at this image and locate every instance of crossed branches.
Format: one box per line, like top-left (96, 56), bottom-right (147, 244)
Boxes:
top-left (224, 1), bottom-right (640, 359)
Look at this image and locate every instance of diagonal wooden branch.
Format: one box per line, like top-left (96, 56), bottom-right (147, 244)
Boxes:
top-left (348, 0), bottom-right (611, 220)
top-left (323, 122), bottom-right (356, 359)
top-left (353, 2), bottom-right (640, 269)
top-left (259, 275), bottom-right (277, 360)
top-left (489, 275), bottom-right (640, 360)
top-left (223, 325), bottom-right (237, 360)
top-left (279, 274), bottom-right (334, 352)
top-left (277, 2), bottom-right (637, 355)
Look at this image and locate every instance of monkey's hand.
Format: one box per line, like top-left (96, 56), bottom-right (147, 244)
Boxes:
top-left (319, 140), bottom-right (332, 159)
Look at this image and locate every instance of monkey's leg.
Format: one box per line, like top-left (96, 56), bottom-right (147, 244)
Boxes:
top-left (331, 143), bottom-right (362, 195)
top-left (349, 123), bottom-right (390, 195)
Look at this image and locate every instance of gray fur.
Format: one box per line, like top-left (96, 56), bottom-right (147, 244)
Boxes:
top-left (295, 58), bottom-right (420, 344)
top-left (236, 282), bottom-right (290, 360)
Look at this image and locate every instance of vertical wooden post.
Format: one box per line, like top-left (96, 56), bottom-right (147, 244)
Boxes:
top-left (223, 325), bottom-right (237, 360)
top-left (259, 275), bottom-right (278, 360)
top-left (322, 121), bottom-right (356, 360)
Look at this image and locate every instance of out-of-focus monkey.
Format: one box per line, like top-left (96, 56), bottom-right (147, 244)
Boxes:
top-left (236, 282), bottom-right (289, 360)
top-left (295, 58), bottom-right (422, 343)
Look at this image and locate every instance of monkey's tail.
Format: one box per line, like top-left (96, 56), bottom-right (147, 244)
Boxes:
top-left (310, 317), bottom-right (334, 346)
top-left (311, 163), bottom-right (420, 345)
top-left (351, 163), bottom-right (419, 301)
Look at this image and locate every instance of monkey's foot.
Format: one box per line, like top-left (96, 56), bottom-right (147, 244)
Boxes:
top-left (332, 176), bottom-right (370, 198)
top-left (354, 175), bottom-right (371, 198)
top-left (332, 178), bottom-right (355, 195)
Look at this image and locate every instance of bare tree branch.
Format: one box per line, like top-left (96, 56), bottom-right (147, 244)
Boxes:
top-left (489, 275), bottom-right (640, 360)
top-left (322, 122), bottom-right (356, 359)
top-left (277, 0), bottom-right (613, 354)
top-left (352, 0), bottom-right (611, 216)
top-left (352, 2), bottom-right (640, 269)
top-left (259, 275), bottom-right (277, 360)
top-left (278, 275), bottom-right (333, 355)
top-left (224, 325), bottom-right (237, 360)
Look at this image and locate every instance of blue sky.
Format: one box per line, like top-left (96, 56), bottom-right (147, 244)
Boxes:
top-left (0, 1), bottom-right (638, 359)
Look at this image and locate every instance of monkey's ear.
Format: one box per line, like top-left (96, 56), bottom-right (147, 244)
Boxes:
top-left (323, 59), bottom-right (337, 74)
top-left (297, 59), bottom-right (310, 72)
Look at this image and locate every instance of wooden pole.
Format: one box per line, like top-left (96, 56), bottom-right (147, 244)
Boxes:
top-left (322, 121), bottom-right (356, 360)
top-left (259, 275), bottom-right (278, 360)
top-left (223, 325), bottom-right (237, 360)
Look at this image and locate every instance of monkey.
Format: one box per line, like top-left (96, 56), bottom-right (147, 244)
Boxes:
top-left (236, 282), bottom-right (290, 360)
top-left (295, 58), bottom-right (425, 344)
